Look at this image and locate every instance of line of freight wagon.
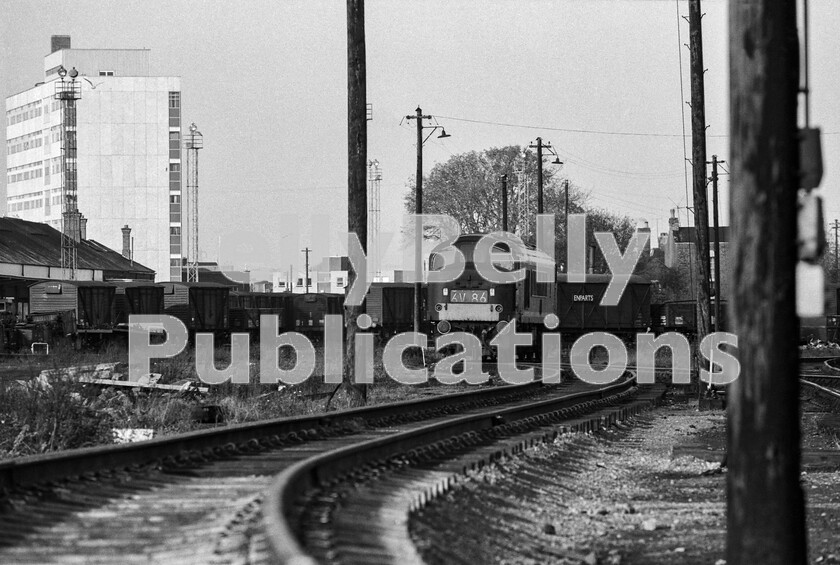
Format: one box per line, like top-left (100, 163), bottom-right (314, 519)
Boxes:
top-left (1, 278), bottom-right (737, 355)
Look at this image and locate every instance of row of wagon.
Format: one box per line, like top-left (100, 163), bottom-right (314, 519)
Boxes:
top-left (19, 281), bottom-right (417, 339)
top-left (7, 277), bottom-right (729, 351)
top-left (24, 281), bottom-right (341, 336)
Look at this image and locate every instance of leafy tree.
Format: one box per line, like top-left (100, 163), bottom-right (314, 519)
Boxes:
top-left (404, 145), bottom-right (581, 236)
top-left (635, 252), bottom-right (686, 303)
top-left (403, 145), bottom-right (637, 272)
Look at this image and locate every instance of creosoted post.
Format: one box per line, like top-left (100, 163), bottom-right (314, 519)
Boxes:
top-left (414, 106), bottom-right (423, 334)
top-left (688, 0), bottom-right (712, 350)
top-left (501, 174), bottom-right (508, 232)
top-left (344, 0), bottom-right (367, 406)
top-left (711, 155), bottom-right (722, 330)
top-left (536, 137), bottom-right (544, 214)
top-left (727, 0), bottom-right (805, 562)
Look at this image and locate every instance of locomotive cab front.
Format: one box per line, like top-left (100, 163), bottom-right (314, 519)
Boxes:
top-left (427, 235), bottom-right (518, 354)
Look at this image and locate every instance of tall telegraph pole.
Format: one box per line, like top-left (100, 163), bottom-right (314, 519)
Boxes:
top-left (728, 1), bottom-right (805, 562)
top-left (345, 0), bottom-right (368, 405)
top-left (301, 247), bottom-right (311, 293)
top-left (710, 155), bottom-right (723, 329)
top-left (500, 174), bottom-right (508, 232)
top-left (688, 0), bottom-right (712, 344)
top-left (832, 219), bottom-right (839, 280)
top-left (535, 138), bottom-right (543, 214)
top-left (408, 107), bottom-right (428, 334)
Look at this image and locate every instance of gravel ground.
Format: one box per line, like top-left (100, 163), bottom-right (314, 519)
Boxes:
top-left (411, 397), bottom-right (840, 565)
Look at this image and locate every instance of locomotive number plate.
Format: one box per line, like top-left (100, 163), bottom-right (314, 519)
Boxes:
top-left (450, 290), bottom-right (488, 303)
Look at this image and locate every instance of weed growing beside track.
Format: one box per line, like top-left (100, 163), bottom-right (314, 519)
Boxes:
top-left (0, 343), bottom-right (473, 460)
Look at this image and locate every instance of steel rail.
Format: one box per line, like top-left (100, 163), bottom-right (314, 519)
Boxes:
top-left (800, 378), bottom-right (840, 401)
top-left (263, 375), bottom-right (639, 565)
top-left (0, 379), bottom-right (546, 491)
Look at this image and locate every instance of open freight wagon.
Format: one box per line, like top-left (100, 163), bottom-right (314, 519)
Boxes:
top-left (29, 280), bottom-right (116, 335)
top-left (229, 291), bottom-right (288, 333)
top-left (365, 282), bottom-right (421, 336)
top-left (554, 274), bottom-right (651, 337)
top-left (650, 299), bottom-right (729, 336)
top-left (113, 281), bottom-right (165, 327)
top-left (289, 293), bottom-right (343, 335)
top-left (159, 282), bottom-right (229, 333)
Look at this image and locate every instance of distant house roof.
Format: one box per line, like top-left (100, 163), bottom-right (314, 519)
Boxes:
top-left (675, 226), bottom-right (730, 244)
top-left (197, 267), bottom-right (250, 291)
top-left (0, 217), bottom-right (154, 280)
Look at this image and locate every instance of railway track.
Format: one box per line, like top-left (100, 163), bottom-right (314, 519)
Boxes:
top-left (801, 374), bottom-right (840, 410)
top-left (800, 355), bottom-right (840, 401)
top-left (263, 376), bottom-right (664, 565)
top-left (0, 371), bottom-right (633, 564)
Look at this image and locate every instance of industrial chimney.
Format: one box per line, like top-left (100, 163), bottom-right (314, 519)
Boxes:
top-left (121, 225), bottom-right (132, 259)
top-left (79, 215), bottom-right (87, 240)
top-left (636, 220), bottom-right (652, 257)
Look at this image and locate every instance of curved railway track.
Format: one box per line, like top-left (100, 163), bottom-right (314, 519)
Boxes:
top-left (800, 374), bottom-right (840, 408)
top-left (800, 356), bottom-right (840, 402)
top-left (264, 376), bottom-right (664, 565)
top-left (0, 371), bottom-right (636, 564)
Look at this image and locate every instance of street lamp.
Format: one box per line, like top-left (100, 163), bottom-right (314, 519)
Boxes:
top-left (55, 65), bottom-right (82, 279)
top-left (405, 107), bottom-right (452, 333)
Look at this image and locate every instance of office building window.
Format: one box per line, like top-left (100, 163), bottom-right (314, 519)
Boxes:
top-left (169, 91), bottom-right (181, 127)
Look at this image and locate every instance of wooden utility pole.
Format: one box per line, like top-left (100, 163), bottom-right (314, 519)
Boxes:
top-left (412, 107), bottom-right (426, 334)
top-left (710, 155), bottom-right (723, 330)
top-left (832, 219), bottom-right (839, 280)
top-left (344, 0), bottom-right (367, 406)
top-left (501, 174), bottom-right (508, 232)
top-left (688, 0), bottom-right (712, 347)
top-left (530, 137), bottom-right (545, 214)
top-left (565, 179), bottom-right (570, 249)
top-left (301, 247), bottom-right (311, 293)
top-left (728, 1), bottom-right (805, 563)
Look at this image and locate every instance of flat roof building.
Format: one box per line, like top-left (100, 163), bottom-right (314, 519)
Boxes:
top-left (5, 36), bottom-right (183, 282)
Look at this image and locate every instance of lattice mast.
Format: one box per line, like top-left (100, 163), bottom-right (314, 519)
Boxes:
top-left (367, 160), bottom-right (382, 278)
top-left (55, 67), bottom-right (81, 280)
top-left (185, 123), bottom-right (203, 282)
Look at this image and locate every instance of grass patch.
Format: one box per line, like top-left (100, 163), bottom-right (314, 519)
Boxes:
top-left (0, 342), bottom-right (486, 460)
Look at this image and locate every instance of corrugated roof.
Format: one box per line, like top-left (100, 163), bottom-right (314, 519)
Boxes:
top-left (0, 217), bottom-right (154, 276)
top-left (159, 281), bottom-right (230, 291)
top-left (197, 269), bottom-right (250, 291)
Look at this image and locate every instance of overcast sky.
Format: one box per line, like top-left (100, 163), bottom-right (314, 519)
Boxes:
top-left (2, 0), bottom-right (838, 277)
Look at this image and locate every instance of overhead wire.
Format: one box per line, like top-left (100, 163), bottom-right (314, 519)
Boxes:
top-left (432, 114), bottom-right (837, 137)
top-left (433, 114), bottom-right (730, 139)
